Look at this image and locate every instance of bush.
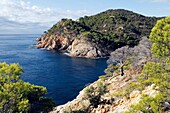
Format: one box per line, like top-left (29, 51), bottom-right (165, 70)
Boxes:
top-left (85, 81), bottom-right (107, 108)
top-left (126, 61), bottom-right (170, 112)
top-left (128, 93), bottom-right (167, 113)
top-left (99, 75), bottom-right (106, 81)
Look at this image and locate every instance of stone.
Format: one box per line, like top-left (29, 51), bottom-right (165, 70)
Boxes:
top-left (130, 90), bottom-right (140, 99)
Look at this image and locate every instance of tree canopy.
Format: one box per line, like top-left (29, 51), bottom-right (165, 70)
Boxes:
top-left (107, 37), bottom-right (152, 76)
top-left (128, 16), bottom-right (170, 113)
top-left (108, 46), bottom-right (132, 76)
top-left (150, 16), bottom-right (170, 59)
top-left (0, 62), bottom-right (55, 113)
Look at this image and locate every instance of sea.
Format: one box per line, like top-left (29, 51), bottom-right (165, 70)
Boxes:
top-left (0, 34), bottom-right (107, 105)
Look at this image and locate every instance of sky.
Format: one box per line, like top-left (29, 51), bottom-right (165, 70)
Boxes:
top-left (0, 0), bottom-right (170, 34)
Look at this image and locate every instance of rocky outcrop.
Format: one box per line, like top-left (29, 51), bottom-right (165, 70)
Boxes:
top-left (68, 38), bottom-right (106, 58)
top-left (50, 70), bottom-right (160, 113)
top-left (35, 34), bottom-right (108, 58)
top-left (35, 34), bottom-right (71, 50)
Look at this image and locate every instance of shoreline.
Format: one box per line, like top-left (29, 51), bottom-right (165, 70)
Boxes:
top-left (34, 44), bottom-right (109, 59)
top-left (63, 52), bottom-right (109, 60)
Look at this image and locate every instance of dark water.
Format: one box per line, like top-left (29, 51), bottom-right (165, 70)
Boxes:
top-left (0, 34), bottom-right (107, 105)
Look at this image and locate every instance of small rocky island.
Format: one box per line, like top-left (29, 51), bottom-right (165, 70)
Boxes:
top-left (35, 9), bottom-right (159, 58)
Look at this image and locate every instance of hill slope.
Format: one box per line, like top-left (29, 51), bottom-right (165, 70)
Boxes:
top-left (36, 9), bottom-right (160, 58)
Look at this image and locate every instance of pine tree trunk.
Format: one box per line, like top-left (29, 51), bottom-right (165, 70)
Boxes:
top-left (121, 66), bottom-right (124, 76)
top-left (120, 62), bottom-right (124, 76)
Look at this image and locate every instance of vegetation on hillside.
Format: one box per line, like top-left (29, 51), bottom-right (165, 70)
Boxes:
top-left (85, 81), bottom-right (107, 108)
top-left (45, 9), bottom-right (160, 51)
top-left (109, 16), bottom-right (170, 113)
top-left (0, 62), bottom-right (55, 113)
top-left (127, 16), bottom-right (170, 113)
top-left (150, 16), bottom-right (170, 59)
top-left (79, 9), bottom-right (158, 45)
top-left (48, 19), bottom-right (90, 37)
top-left (108, 36), bottom-right (152, 77)
top-left (81, 16), bottom-right (170, 113)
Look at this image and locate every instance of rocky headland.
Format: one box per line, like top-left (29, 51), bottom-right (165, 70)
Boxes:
top-left (35, 9), bottom-right (159, 58)
top-left (36, 34), bottom-right (108, 58)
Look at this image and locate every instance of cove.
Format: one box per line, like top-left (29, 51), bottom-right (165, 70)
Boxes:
top-left (0, 34), bottom-right (107, 105)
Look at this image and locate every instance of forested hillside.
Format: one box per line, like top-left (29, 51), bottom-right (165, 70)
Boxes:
top-left (79, 9), bottom-right (159, 48)
top-left (36, 9), bottom-right (161, 58)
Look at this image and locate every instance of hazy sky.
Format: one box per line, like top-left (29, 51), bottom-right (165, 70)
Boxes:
top-left (0, 0), bottom-right (170, 34)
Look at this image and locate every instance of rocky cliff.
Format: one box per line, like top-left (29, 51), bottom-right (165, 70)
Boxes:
top-left (36, 34), bottom-right (108, 58)
top-left (35, 9), bottom-right (160, 58)
top-left (50, 68), bottom-right (170, 113)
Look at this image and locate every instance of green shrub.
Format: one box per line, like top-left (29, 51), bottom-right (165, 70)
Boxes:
top-left (97, 81), bottom-right (107, 95)
top-left (128, 93), bottom-right (167, 113)
top-left (104, 64), bottom-right (119, 77)
top-left (85, 81), bottom-right (107, 108)
top-left (112, 90), bottom-right (124, 98)
top-left (99, 75), bottom-right (106, 81)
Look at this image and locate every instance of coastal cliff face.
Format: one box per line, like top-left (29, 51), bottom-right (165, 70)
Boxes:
top-left (35, 9), bottom-right (159, 58)
top-left (50, 69), bottom-right (160, 113)
top-left (35, 18), bottom-right (109, 58)
top-left (36, 34), bottom-right (108, 58)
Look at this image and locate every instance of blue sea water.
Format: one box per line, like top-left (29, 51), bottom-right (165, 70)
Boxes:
top-left (0, 34), bottom-right (107, 105)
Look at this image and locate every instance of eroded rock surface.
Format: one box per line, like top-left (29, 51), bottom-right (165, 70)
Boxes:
top-left (35, 34), bottom-right (108, 58)
top-left (50, 70), bottom-right (160, 113)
